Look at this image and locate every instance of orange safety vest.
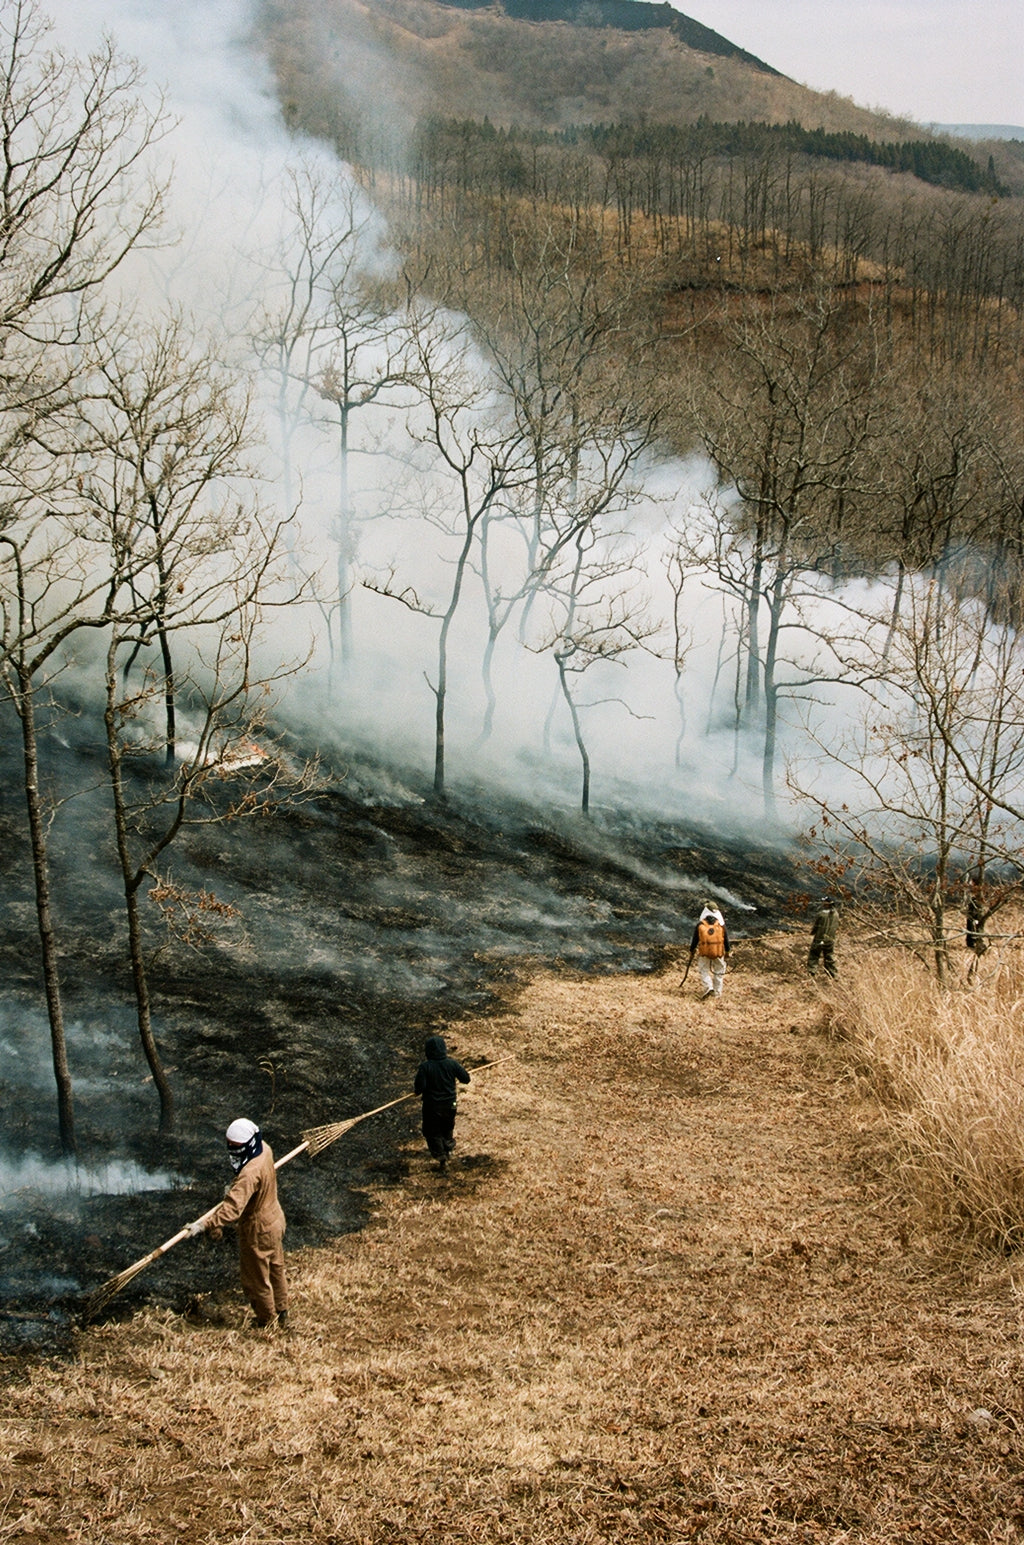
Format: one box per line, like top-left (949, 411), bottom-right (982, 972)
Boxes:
top-left (697, 918), bottom-right (725, 958)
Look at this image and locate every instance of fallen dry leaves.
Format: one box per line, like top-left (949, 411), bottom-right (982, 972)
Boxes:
top-left (4, 933), bottom-right (1024, 1543)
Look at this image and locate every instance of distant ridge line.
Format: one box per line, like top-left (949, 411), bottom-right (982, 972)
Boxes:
top-left (931, 123), bottom-right (1024, 142)
top-left (431, 0), bottom-right (782, 75)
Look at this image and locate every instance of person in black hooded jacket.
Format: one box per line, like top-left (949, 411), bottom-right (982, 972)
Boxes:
top-left (414, 1035), bottom-right (470, 1171)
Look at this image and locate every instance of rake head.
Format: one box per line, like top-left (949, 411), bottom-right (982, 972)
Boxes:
top-left (300, 1116), bottom-right (360, 1157)
top-left (83, 1258), bottom-right (152, 1321)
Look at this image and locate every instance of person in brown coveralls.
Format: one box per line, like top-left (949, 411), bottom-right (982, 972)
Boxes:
top-left (190, 1118), bottom-right (288, 1327)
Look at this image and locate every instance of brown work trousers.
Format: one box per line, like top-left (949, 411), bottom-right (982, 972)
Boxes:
top-left (238, 1219), bottom-right (288, 1325)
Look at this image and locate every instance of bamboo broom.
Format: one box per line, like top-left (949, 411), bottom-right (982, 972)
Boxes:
top-left (84, 1054), bottom-right (515, 1318)
top-left (300, 1053), bottom-right (516, 1155)
top-left (84, 1203), bottom-right (223, 1319)
top-left (300, 1090), bottom-right (417, 1157)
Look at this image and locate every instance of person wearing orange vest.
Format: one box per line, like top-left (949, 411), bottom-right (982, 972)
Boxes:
top-left (688, 902), bottom-right (731, 1003)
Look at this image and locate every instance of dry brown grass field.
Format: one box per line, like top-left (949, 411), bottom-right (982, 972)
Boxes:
top-left (4, 933), bottom-right (1024, 1543)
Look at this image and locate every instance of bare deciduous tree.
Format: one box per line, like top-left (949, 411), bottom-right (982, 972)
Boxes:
top-left (365, 310), bottom-right (529, 798)
top-left (532, 520), bottom-right (657, 817)
top-left (101, 575), bottom-right (310, 1133)
top-left (0, 1), bottom-right (166, 1153)
top-left (78, 313), bottom-right (258, 764)
top-left (76, 313), bottom-right (307, 1131)
top-left (682, 283), bottom-right (883, 813)
top-left (254, 165), bottom-right (416, 677)
top-left (792, 577), bottom-right (1024, 981)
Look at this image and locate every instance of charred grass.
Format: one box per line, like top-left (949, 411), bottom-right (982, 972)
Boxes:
top-left (5, 936), bottom-right (1024, 1543)
top-left (0, 748), bottom-right (798, 1343)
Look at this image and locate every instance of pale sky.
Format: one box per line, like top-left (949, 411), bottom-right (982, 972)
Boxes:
top-left (681, 1), bottom-right (1024, 128)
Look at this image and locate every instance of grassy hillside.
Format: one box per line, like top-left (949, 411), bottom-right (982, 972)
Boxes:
top-left (256, 0), bottom-right (926, 148)
top-left (422, 0), bottom-right (781, 74)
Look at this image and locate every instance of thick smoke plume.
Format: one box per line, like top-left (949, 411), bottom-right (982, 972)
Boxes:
top-left (41, 0), bottom-right (825, 831)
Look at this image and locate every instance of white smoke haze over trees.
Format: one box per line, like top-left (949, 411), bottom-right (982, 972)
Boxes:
top-left (7, 0), bottom-right (1022, 838)
top-left (4, 0), bottom-right (1024, 1165)
top-left (31, 0), bottom-right (811, 823)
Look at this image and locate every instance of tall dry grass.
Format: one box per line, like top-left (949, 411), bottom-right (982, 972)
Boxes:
top-left (830, 945), bottom-right (1024, 1251)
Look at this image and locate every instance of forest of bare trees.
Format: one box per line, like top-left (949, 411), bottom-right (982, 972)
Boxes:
top-left (0, 3), bottom-right (312, 1148)
top-left (5, 0), bottom-right (1024, 1145)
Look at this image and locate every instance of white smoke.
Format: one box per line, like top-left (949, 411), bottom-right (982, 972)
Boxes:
top-left (35, 0), bottom-right (857, 841)
top-left (0, 1154), bottom-right (183, 1207)
top-left (50, 0), bottom-right (372, 320)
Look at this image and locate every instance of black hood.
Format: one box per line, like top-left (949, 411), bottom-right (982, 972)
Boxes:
top-left (424, 1035), bottom-right (447, 1059)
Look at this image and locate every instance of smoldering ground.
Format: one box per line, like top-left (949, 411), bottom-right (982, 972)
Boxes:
top-left (0, 0), bottom-right (869, 1353)
top-left (0, 697), bottom-right (799, 1353)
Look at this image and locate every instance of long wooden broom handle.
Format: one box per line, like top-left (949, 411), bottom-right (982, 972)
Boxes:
top-left (471, 1054), bottom-right (517, 1072)
top-left (291, 1053), bottom-right (517, 1155)
top-left (88, 1054), bottom-right (517, 1313)
top-left (131, 1202), bottom-right (222, 1267)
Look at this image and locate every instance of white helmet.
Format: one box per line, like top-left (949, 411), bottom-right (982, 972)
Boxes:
top-left (225, 1118), bottom-right (262, 1174)
top-left (226, 1118), bottom-right (259, 1146)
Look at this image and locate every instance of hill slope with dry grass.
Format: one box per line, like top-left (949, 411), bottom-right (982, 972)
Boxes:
top-left (258, 0), bottom-right (922, 147)
top-left (5, 938), bottom-right (1024, 1542)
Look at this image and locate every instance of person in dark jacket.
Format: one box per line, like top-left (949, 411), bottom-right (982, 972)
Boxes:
top-left (414, 1035), bottom-right (470, 1171)
top-left (965, 886), bottom-right (988, 980)
top-left (807, 896), bottom-right (839, 978)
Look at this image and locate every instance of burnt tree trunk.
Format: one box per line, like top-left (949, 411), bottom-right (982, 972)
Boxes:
top-left (104, 643), bottom-right (175, 1132)
top-left (15, 665), bottom-right (76, 1154)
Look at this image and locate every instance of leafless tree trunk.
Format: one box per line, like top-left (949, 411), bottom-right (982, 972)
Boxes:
top-left (103, 637), bottom-right (176, 1130)
top-left (6, 650), bottom-right (76, 1151)
top-left (664, 544), bottom-right (693, 769)
top-left (365, 305), bottom-right (530, 798)
top-left (533, 521), bottom-right (657, 817)
top-left (254, 166), bottom-right (417, 680)
top-left (98, 585), bottom-right (310, 1132)
top-left (0, 0), bottom-right (166, 1147)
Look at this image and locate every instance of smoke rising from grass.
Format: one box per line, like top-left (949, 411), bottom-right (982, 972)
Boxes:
top-left (0, 1154), bottom-right (183, 1207)
top-left (37, 0), bottom-right (807, 830)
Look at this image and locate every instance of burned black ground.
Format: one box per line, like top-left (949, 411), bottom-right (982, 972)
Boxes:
top-left (0, 729), bottom-right (799, 1352)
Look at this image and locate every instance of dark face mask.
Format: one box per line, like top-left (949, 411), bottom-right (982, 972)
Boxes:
top-left (227, 1130), bottom-right (263, 1173)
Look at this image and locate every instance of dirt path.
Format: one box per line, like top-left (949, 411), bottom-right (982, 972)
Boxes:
top-left (4, 935), bottom-right (1024, 1543)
